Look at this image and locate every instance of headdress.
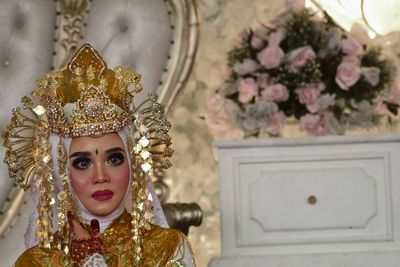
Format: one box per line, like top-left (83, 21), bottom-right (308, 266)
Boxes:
top-left (2, 44), bottom-right (173, 265)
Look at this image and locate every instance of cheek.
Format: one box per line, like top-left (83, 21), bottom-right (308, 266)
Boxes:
top-left (112, 165), bottom-right (130, 190)
top-left (70, 169), bottom-right (92, 195)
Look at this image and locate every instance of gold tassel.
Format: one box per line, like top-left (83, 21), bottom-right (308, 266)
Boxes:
top-left (34, 122), bottom-right (54, 248)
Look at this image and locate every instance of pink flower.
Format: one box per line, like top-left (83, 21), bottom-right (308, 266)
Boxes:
top-left (266, 111), bottom-right (287, 135)
top-left (233, 59), bottom-right (259, 75)
top-left (257, 73), bottom-right (269, 88)
top-left (335, 57), bottom-right (361, 90)
top-left (372, 99), bottom-right (388, 115)
top-left (288, 46), bottom-right (316, 71)
top-left (223, 65), bottom-right (232, 80)
top-left (385, 89), bottom-right (400, 105)
top-left (361, 67), bottom-right (380, 86)
top-left (341, 36), bottom-right (363, 56)
top-left (251, 36), bottom-right (264, 49)
top-left (234, 29), bottom-right (249, 47)
top-left (309, 121), bottom-right (330, 136)
top-left (296, 83), bottom-right (325, 113)
top-left (205, 113), bottom-right (245, 140)
top-left (300, 114), bottom-right (330, 136)
top-left (257, 46), bottom-right (284, 69)
top-left (349, 23), bottom-right (370, 45)
top-left (261, 83), bottom-right (289, 102)
top-left (300, 114), bottom-right (320, 131)
top-left (268, 28), bottom-right (286, 47)
top-left (238, 78), bottom-right (259, 103)
top-left (254, 26), bottom-right (269, 40)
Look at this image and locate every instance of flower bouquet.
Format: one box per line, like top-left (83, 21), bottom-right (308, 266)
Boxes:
top-left (206, 5), bottom-right (399, 139)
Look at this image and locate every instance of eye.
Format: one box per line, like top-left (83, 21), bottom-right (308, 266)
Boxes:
top-left (107, 152), bottom-right (124, 166)
top-left (71, 157), bottom-right (91, 170)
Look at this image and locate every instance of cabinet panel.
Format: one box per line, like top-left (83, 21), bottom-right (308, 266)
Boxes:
top-left (235, 155), bottom-right (390, 246)
top-left (214, 135), bottom-right (400, 263)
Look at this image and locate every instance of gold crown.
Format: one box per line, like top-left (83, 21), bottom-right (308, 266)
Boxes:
top-left (3, 43), bottom-right (173, 190)
top-left (33, 44), bottom-right (142, 137)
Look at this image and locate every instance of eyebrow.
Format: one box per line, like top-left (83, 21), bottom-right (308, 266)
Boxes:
top-left (69, 147), bottom-right (125, 158)
top-left (69, 151), bottom-right (90, 158)
top-left (105, 147), bottom-right (125, 154)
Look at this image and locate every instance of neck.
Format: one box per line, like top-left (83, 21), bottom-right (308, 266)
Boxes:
top-left (80, 203), bottom-right (126, 233)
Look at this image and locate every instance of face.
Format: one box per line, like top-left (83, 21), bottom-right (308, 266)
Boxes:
top-left (69, 133), bottom-right (130, 217)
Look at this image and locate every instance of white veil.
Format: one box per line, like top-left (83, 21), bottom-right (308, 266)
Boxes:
top-left (24, 129), bottom-right (169, 248)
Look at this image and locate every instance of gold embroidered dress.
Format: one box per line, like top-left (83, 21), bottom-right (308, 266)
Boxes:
top-left (15, 210), bottom-right (194, 266)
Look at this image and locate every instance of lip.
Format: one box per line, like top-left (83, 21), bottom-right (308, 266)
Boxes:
top-left (91, 189), bottom-right (114, 201)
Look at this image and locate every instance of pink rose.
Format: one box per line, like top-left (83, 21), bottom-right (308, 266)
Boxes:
top-left (288, 46), bottom-right (316, 71)
top-left (251, 36), bottom-right (264, 49)
top-left (349, 23), bottom-right (370, 45)
top-left (257, 73), bottom-right (269, 88)
top-left (335, 58), bottom-right (361, 90)
top-left (254, 26), bottom-right (269, 40)
top-left (233, 59), bottom-right (259, 75)
top-left (205, 113), bottom-right (245, 140)
top-left (296, 83), bottom-right (325, 113)
top-left (309, 121), bottom-right (330, 136)
top-left (266, 111), bottom-right (287, 135)
top-left (238, 78), bottom-right (258, 103)
top-left (268, 28), bottom-right (286, 47)
top-left (257, 45), bottom-right (284, 69)
top-left (234, 29), bottom-right (249, 47)
top-left (372, 99), bottom-right (388, 115)
top-left (341, 36), bottom-right (363, 56)
top-left (261, 83), bottom-right (289, 102)
top-left (300, 114), bottom-right (330, 136)
top-left (300, 114), bottom-right (320, 131)
top-left (361, 67), bottom-right (380, 86)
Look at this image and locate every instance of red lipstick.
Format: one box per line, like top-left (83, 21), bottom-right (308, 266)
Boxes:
top-left (91, 189), bottom-right (114, 201)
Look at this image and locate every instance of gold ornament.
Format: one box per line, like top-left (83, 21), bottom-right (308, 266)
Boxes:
top-left (2, 44), bottom-right (174, 265)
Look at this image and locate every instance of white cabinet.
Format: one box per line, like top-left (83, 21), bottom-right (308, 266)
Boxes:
top-left (210, 135), bottom-right (400, 267)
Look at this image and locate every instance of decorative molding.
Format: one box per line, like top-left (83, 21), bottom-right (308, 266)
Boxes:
top-left (53, 0), bottom-right (90, 69)
top-left (158, 0), bottom-right (199, 113)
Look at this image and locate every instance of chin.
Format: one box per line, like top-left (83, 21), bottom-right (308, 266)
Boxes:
top-left (89, 207), bottom-right (116, 217)
top-left (86, 199), bottom-right (121, 217)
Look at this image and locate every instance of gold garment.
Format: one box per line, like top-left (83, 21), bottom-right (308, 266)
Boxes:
top-left (14, 210), bottom-right (190, 267)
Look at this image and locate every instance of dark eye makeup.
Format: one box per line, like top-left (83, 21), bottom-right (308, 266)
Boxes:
top-left (70, 148), bottom-right (125, 170)
top-left (71, 157), bottom-right (91, 170)
top-left (107, 152), bottom-right (124, 166)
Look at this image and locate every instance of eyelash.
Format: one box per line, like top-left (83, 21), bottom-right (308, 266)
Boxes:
top-left (72, 157), bottom-right (91, 170)
top-left (107, 152), bottom-right (124, 166)
top-left (71, 153), bottom-right (125, 170)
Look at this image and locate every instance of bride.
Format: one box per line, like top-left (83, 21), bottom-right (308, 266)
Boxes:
top-left (3, 44), bottom-right (195, 266)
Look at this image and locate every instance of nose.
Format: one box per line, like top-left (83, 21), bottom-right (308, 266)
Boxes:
top-left (93, 162), bottom-right (110, 184)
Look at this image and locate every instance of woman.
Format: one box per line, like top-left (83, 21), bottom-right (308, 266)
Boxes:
top-left (3, 44), bottom-right (195, 266)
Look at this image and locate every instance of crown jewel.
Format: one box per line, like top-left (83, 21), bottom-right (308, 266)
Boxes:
top-left (33, 44), bottom-right (141, 137)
